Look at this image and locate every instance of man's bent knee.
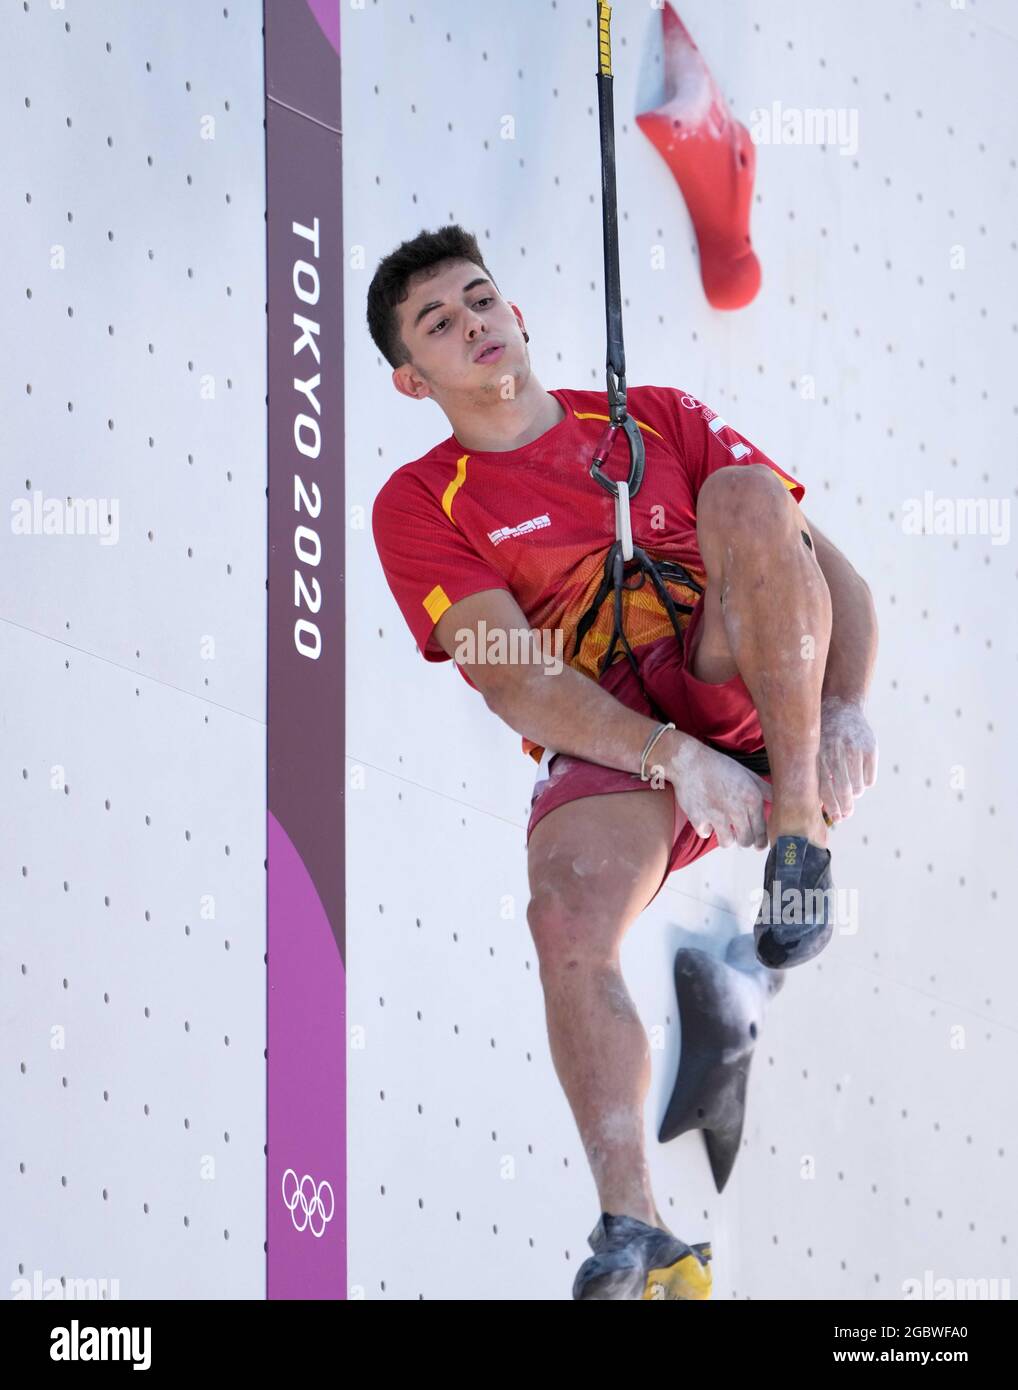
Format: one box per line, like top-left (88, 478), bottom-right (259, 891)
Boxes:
top-left (700, 463), bottom-right (788, 518)
top-left (697, 464), bottom-right (800, 570)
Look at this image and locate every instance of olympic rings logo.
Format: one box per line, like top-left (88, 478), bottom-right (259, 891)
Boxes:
top-left (281, 1168), bottom-right (335, 1238)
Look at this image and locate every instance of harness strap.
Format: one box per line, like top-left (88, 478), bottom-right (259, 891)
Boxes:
top-left (708, 742), bottom-right (771, 776)
top-left (572, 544), bottom-right (702, 679)
top-left (571, 544), bottom-right (771, 777)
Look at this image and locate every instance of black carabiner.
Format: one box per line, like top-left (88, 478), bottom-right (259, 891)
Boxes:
top-left (590, 370), bottom-right (645, 503)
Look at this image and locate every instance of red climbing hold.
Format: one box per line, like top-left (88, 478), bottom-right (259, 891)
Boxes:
top-left (636, 2), bottom-right (761, 310)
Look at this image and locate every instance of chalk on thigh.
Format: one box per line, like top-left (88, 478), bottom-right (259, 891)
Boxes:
top-left (526, 785), bottom-right (675, 957)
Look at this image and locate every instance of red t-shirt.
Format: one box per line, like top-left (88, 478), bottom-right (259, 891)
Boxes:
top-left (371, 384), bottom-right (805, 763)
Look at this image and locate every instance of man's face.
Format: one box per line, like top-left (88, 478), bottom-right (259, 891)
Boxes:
top-left (393, 260), bottom-right (528, 402)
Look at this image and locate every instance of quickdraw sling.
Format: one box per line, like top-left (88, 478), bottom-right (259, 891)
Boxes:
top-left (585, 1), bottom-right (769, 779)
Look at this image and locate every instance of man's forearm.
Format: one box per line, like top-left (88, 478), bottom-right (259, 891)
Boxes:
top-left (820, 558), bottom-right (878, 705)
top-left (487, 663), bottom-right (688, 779)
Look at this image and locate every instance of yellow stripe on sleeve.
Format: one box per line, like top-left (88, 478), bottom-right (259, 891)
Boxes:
top-left (423, 584), bottom-right (452, 625)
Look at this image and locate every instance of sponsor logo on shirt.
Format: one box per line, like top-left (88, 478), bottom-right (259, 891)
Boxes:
top-left (488, 513), bottom-right (551, 547)
top-left (679, 395), bottom-right (753, 461)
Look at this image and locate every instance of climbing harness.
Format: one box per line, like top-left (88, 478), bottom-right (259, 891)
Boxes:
top-left (572, 544), bottom-right (705, 681)
top-left (582, 2), bottom-right (769, 777)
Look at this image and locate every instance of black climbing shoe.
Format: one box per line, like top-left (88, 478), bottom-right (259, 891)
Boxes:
top-left (572, 1212), bottom-right (712, 1300)
top-left (754, 833), bottom-right (834, 969)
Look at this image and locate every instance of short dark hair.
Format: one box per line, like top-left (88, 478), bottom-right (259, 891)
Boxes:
top-left (366, 225), bottom-right (500, 370)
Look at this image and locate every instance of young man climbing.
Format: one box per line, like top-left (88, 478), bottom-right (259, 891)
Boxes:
top-left (368, 225), bottom-right (879, 1299)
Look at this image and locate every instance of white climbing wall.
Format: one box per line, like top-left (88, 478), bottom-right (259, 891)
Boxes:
top-left (347, 0), bottom-right (1018, 1299)
top-left (0, 1), bottom-right (267, 1298)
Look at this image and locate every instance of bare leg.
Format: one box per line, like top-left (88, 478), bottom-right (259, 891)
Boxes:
top-left (694, 464), bottom-right (832, 848)
top-left (527, 783), bottom-right (677, 1231)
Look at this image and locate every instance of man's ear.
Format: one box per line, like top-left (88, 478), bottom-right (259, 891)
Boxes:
top-left (391, 363), bottom-right (432, 402)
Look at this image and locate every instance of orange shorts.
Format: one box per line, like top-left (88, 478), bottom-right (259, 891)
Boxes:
top-left (525, 592), bottom-right (771, 904)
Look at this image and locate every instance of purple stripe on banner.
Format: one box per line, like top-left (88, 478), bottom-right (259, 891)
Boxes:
top-left (305, 0), bottom-right (340, 56)
top-left (265, 0), bottom-right (345, 1299)
top-left (267, 813), bottom-right (346, 1298)
top-left (266, 0), bottom-right (341, 132)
